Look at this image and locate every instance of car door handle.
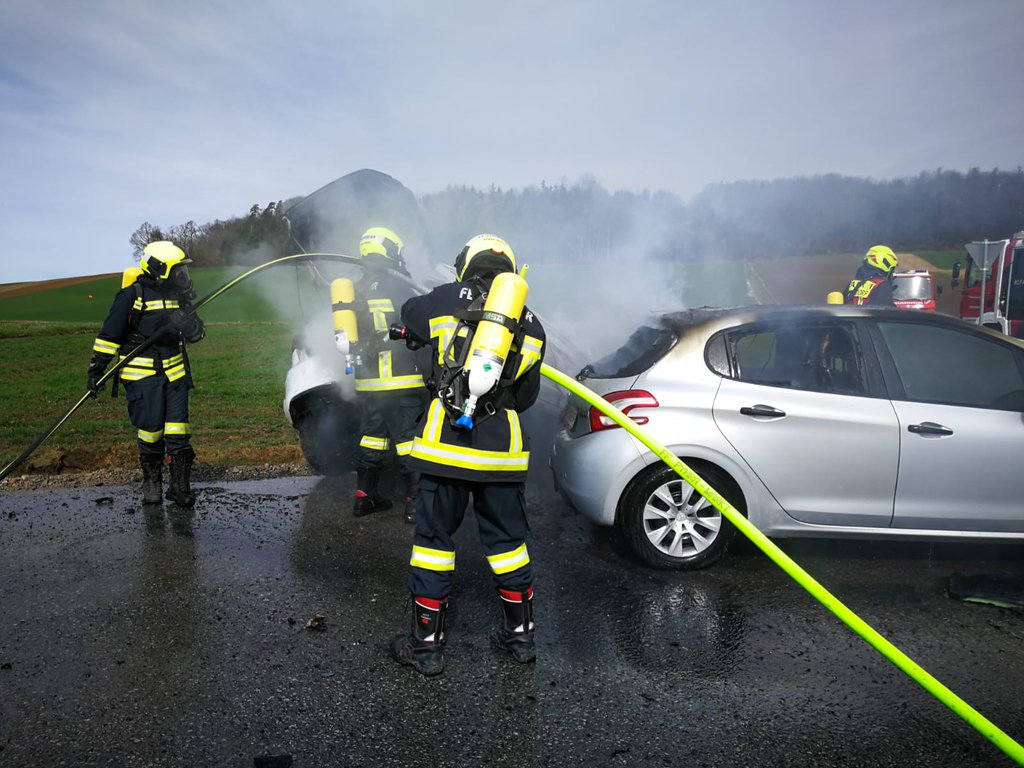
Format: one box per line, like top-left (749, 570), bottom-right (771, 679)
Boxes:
top-left (907, 422), bottom-right (954, 436)
top-left (740, 404), bottom-right (786, 418)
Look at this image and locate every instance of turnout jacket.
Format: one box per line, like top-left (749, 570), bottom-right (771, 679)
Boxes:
top-left (401, 276), bottom-right (546, 483)
top-left (92, 277), bottom-right (201, 384)
top-left (845, 264), bottom-right (894, 306)
top-left (353, 268), bottom-right (427, 395)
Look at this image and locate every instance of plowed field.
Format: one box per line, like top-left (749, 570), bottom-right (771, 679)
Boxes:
top-left (746, 252), bottom-right (960, 316)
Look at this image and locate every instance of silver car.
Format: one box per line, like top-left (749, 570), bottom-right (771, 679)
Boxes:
top-left (550, 305), bottom-right (1024, 570)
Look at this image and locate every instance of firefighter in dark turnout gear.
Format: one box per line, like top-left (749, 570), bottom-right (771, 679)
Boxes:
top-left (87, 241), bottom-right (205, 506)
top-left (389, 234), bottom-right (546, 676)
top-left (845, 245), bottom-right (898, 306)
top-left (351, 227), bottom-right (428, 523)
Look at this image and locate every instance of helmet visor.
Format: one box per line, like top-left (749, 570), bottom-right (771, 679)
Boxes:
top-left (167, 264), bottom-right (194, 297)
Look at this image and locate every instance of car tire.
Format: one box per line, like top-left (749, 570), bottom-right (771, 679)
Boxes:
top-left (619, 461), bottom-right (741, 570)
top-left (295, 403), bottom-right (359, 476)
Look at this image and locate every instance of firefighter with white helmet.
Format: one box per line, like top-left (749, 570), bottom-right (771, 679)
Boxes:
top-left (845, 245), bottom-right (899, 305)
top-left (388, 234), bottom-right (546, 676)
top-left (87, 241), bottom-right (206, 506)
top-left (349, 227), bottom-right (428, 523)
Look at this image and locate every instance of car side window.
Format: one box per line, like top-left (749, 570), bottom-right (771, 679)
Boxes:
top-left (720, 322), bottom-right (867, 396)
top-left (876, 321), bottom-right (1024, 410)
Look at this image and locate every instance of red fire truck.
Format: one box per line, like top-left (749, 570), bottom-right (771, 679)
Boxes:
top-left (891, 269), bottom-right (937, 311)
top-left (951, 233), bottom-right (1024, 338)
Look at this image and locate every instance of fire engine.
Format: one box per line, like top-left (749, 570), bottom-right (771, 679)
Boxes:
top-left (891, 269), bottom-right (937, 311)
top-left (951, 233), bottom-right (1024, 338)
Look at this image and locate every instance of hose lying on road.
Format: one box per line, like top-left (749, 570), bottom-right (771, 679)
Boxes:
top-left (0, 252), bottom-right (386, 484)
top-left (541, 362), bottom-right (1024, 767)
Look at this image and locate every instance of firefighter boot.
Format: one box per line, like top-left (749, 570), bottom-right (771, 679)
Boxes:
top-left (165, 449), bottom-right (196, 507)
top-left (352, 468), bottom-right (392, 517)
top-left (491, 586), bottom-right (536, 663)
top-left (140, 456), bottom-right (163, 505)
top-left (402, 472), bottom-right (418, 525)
top-left (390, 596), bottom-right (447, 676)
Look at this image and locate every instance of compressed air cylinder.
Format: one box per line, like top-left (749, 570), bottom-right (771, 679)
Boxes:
top-left (331, 278), bottom-right (359, 374)
top-left (121, 266), bottom-right (143, 289)
top-left (456, 271), bottom-right (529, 429)
top-left (826, 291), bottom-right (844, 305)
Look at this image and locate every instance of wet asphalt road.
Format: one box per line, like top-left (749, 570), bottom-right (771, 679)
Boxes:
top-left (2, 467), bottom-right (1024, 768)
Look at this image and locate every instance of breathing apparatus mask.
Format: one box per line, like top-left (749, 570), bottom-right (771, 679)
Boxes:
top-left (167, 264), bottom-right (196, 303)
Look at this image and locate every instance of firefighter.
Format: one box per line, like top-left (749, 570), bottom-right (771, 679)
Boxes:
top-left (350, 227), bottom-right (429, 523)
top-left (389, 234), bottom-right (546, 676)
top-left (845, 245), bottom-right (898, 305)
top-left (86, 241), bottom-right (205, 506)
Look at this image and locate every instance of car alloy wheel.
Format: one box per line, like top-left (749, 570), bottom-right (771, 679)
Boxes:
top-left (620, 463), bottom-right (739, 570)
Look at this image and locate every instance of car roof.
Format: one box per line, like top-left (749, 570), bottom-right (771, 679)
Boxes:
top-left (654, 304), bottom-right (1004, 339)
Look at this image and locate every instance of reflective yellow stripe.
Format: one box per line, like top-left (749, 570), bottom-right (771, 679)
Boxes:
top-left (137, 428), bottom-right (163, 443)
top-left (164, 422), bottom-right (191, 436)
top-left (507, 410), bottom-right (522, 453)
top-left (487, 543), bottom-right (530, 575)
top-left (428, 316), bottom-right (461, 366)
top-left (120, 367), bottom-right (157, 381)
top-left (380, 351), bottom-right (392, 379)
top-left (164, 353), bottom-right (184, 366)
top-left (396, 440), bottom-right (414, 456)
top-left (164, 364), bottom-right (186, 381)
top-left (423, 399), bottom-right (445, 443)
top-left (120, 355), bottom-right (156, 368)
top-left (410, 439), bottom-right (530, 473)
top-left (359, 435), bottom-right (389, 451)
top-left (515, 335), bottom-right (543, 379)
top-left (93, 338), bottom-right (119, 355)
top-left (143, 299), bottom-right (180, 311)
top-left (354, 375), bottom-right (425, 392)
top-left (368, 298), bottom-right (394, 332)
top-left (410, 545), bottom-right (456, 572)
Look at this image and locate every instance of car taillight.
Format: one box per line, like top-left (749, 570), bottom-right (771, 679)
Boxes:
top-left (588, 390), bottom-right (659, 432)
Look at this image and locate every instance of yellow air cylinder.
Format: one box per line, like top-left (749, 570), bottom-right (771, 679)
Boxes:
top-left (121, 266), bottom-right (143, 289)
top-left (827, 291), bottom-right (844, 305)
top-left (456, 271), bottom-right (529, 429)
top-left (331, 278), bottom-right (359, 373)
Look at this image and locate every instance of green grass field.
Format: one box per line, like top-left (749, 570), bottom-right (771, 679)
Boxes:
top-left (0, 265), bottom-right (338, 473)
top-left (0, 321), bottom-right (306, 472)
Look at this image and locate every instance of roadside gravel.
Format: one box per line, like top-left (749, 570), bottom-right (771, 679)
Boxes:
top-left (1, 461), bottom-right (317, 491)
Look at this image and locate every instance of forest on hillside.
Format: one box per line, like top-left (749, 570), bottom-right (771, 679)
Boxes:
top-left (131, 167), bottom-right (1024, 267)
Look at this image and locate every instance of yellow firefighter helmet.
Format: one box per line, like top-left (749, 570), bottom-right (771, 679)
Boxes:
top-left (454, 234), bottom-right (517, 281)
top-left (864, 245), bottom-right (898, 274)
top-left (359, 227), bottom-right (405, 266)
top-left (140, 241), bottom-right (191, 280)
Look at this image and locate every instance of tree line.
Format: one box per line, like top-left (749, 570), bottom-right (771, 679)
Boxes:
top-left (131, 167), bottom-right (1024, 267)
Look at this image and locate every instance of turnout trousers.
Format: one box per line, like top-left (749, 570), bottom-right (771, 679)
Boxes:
top-left (124, 375), bottom-right (191, 460)
top-left (407, 474), bottom-right (532, 599)
top-left (355, 392), bottom-right (426, 475)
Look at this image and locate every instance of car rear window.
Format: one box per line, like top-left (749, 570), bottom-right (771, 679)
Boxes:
top-left (893, 274), bottom-right (932, 301)
top-left (580, 323), bottom-right (677, 379)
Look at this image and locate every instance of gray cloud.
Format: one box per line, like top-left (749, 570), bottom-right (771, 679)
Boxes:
top-left (1, 0), bottom-right (1021, 281)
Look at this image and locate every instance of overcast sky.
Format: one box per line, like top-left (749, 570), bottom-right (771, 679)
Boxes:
top-left (1, 0), bottom-right (1021, 282)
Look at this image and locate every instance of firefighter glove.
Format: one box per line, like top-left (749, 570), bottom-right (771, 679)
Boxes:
top-left (86, 352), bottom-right (112, 397)
top-left (167, 309), bottom-right (206, 344)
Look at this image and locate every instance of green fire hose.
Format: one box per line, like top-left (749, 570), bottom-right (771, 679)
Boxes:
top-left (541, 362), bottom-right (1024, 766)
